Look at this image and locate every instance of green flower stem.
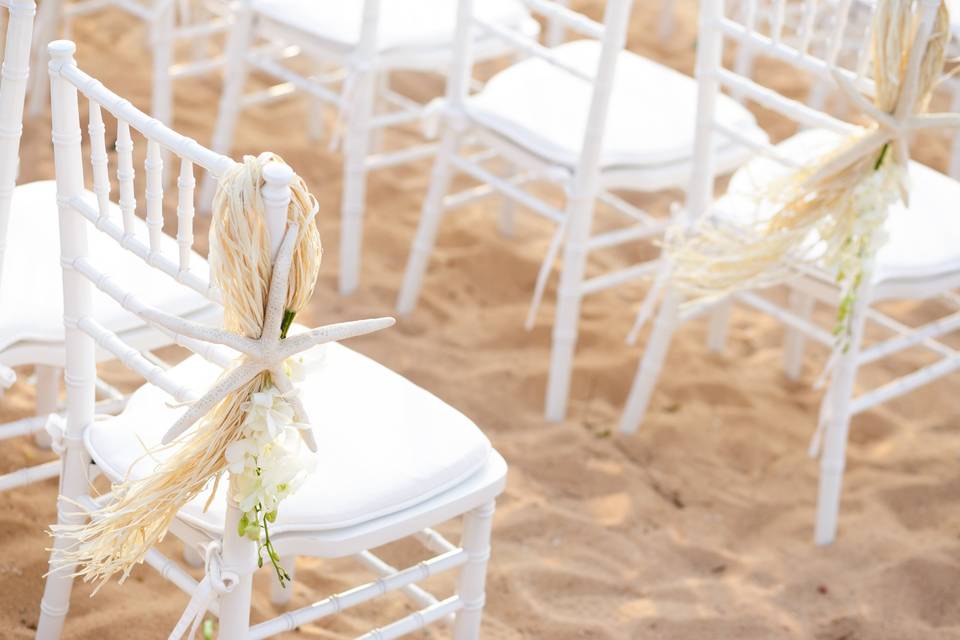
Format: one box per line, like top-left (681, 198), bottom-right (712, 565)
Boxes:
top-left (280, 310), bottom-right (296, 340)
top-left (874, 142), bottom-right (890, 171)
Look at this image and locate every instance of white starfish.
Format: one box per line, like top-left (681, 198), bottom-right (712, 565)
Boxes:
top-left (134, 222), bottom-right (394, 452)
top-left (804, 33), bottom-right (960, 203)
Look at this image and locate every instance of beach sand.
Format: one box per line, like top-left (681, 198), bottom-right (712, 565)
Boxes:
top-left (2, 1), bottom-right (960, 638)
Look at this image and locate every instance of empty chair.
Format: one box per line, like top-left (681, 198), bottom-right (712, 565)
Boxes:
top-left (0, 0), bottom-right (218, 494)
top-left (619, 0), bottom-right (960, 545)
top-left (201, 0), bottom-right (539, 295)
top-left (27, 0), bottom-right (230, 124)
top-left (36, 39), bottom-right (507, 640)
top-left (396, 0), bottom-right (765, 421)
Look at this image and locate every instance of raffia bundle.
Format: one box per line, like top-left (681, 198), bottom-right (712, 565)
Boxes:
top-left (50, 153), bottom-right (322, 590)
top-left (665, 0), bottom-right (951, 344)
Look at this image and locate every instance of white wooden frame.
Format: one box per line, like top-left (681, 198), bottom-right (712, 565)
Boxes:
top-left (36, 39), bottom-right (506, 640)
top-left (200, 0), bottom-right (537, 296)
top-left (396, 0), bottom-right (761, 422)
top-left (0, 0), bottom-right (64, 492)
top-left (0, 0), bottom-right (224, 494)
top-left (26, 0), bottom-right (231, 124)
top-left (0, 0), bottom-right (127, 491)
top-left (619, 0), bottom-right (957, 545)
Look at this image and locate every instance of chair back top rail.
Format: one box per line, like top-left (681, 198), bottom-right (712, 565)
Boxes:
top-left (716, 11), bottom-right (877, 96)
top-left (684, 0), bottom-right (932, 219)
top-left (48, 41), bottom-right (298, 389)
top-left (450, 0), bottom-right (633, 110)
top-left (49, 47), bottom-right (235, 178)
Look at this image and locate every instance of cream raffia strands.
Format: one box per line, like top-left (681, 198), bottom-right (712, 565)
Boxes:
top-left (665, 0), bottom-right (959, 345)
top-left (50, 154), bottom-right (395, 589)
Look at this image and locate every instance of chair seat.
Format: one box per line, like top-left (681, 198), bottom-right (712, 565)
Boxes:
top-left (712, 129), bottom-right (960, 284)
top-left (465, 40), bottom-right (767, 173)
top-left (0, 181), bottom-right (214, 356)
top-left (251, 0), bottom-right (533, 53)
top-left (85, 342), bottom-right (494, 534)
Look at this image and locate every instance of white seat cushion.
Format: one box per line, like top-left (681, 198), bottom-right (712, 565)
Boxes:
top-left (251, 0), bottom-right (532, 53)
top-left (712, 129), bottom-right (960, 283)
top-left (466, 40), bottom-right (767, 171)
top-left (85, 342), bottom-right (493, 533)
top-left (0, 180), bottom-right (213, 355)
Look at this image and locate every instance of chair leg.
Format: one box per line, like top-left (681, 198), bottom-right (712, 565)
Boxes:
top-left (338, 68), bottom-right (376, 296)
top-left (369, 71), bottom-right (389, 154)
top-left (497, 161), bottom-right (515, 238)
top-left (270, 556), bottom-right (296, 606)
top-left (784, 290), bottom-right (815, 381)
top-left (199, 3), bottom-right (254, 210)
top-left (544, 269), bottom-right (584, 422)
top-left (705, 300), bottom-right (732, 353)
top-left (544, 187), bottom-right (598, 422)
top-left (34, 365), bottom-right (60, 448)
top-left (814, 296), bottom-right (869, 545)
top-left (217, 504), bottom-right (256, 638)
top-left (618, 288), bottom-right (682, 434)
top-left (307, 95), bottom-right (325, 142)
top-left (396, 128), bottom-right (462, 315)
top-left (27, 0), bottom-right (63, 117)
top-left (453, 501), bottom-right (495, 640)
top-left (36, 445), bottom-right (91, 639)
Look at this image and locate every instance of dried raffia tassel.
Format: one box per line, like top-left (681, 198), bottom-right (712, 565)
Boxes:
top-left (48, 153), bottom-right (322, 592)
top-left (663, 0), bottom-right (957, 350)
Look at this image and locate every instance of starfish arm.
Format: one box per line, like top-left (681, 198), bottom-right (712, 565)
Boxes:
top-left (160, 360), bottom-right (263, 445)
top-left (800, 130), bottom-right (888, 189)
top-left (263, 224), bottom-right (300, 342)
top-left (908, 113), bottom-right (960, 130)
top-left (139, 306), bottom-right (259, 354)
top-left (269, 366), bottom-right (318, 452)
top-left (831, 69), bottom-right (898, 131)
top-left (279, 317), bottom-right (396, 358)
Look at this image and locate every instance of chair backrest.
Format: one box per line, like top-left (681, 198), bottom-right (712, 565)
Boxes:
top-left (46, 39), bottom-right (291, 436)
top-left (687, 0), bottom-right (942, 221)
top-left (0, 0), bottom-right (36, 289)
top-left (447, 0), bottom-right (634, 182)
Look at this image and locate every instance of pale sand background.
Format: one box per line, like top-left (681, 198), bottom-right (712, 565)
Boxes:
top-left (3, 1), bottom-right (960, 638)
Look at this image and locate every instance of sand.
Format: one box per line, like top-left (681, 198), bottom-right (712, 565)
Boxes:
top-left (3, 1), bottom-right (960, 638)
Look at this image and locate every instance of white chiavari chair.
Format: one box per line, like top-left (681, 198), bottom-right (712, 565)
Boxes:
top-left (36, 39), bottom-right (507, 640)
top-left (619, 0), bottom-right (960, 545)
top-left (729, 0), bottom-right (960, 180)
top-left (0, 0), bottom-right (218, 494)
top-left (26, 0), bottom-right (231, 125)
top-left (199, 0), bottom-right (540, 296)
top-left (396, 0), bottom-right (766, 422)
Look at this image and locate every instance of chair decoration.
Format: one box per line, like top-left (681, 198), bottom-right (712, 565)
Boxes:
top-left (662, 0), bottom-right (959, 350)
top-left (49, 155), bottom-right (393, 590)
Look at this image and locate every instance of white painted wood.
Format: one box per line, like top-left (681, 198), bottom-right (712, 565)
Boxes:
top-left (622, 0), bottom-right (960, 545)
top-left (36, 41), bottom-right (506, 640)
top-left (36, 40), bottom-right (94, 640)
top-left (175, 158), bottom-right (194, 272)
top-left (26, 0), bottom-right (228, 122)
top-left (203, 0), bottom-right (538, 294)
top-left (399, 0), bottom-right (723, 422)
top-left (453, 501), bottom-right (495, 639)
top-left (115, 120), bottom-right (137, 236)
